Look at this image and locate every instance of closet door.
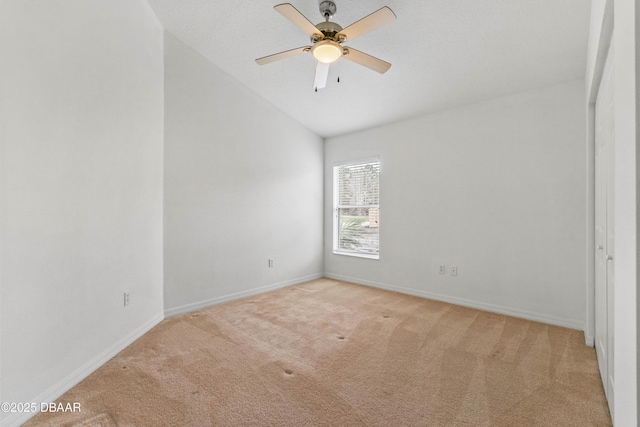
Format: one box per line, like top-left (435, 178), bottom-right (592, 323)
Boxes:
top-left (594, 41), bottom-right (615, 408)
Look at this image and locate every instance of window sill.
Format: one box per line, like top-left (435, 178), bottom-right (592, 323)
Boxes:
top-left (333, 251), bottom-right (379, 260)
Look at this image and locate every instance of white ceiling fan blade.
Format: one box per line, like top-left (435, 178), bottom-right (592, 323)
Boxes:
top-left (274, 3), bottom-right (322, 38)
top-left (313, 61), bottom-right (330, 90)
top-left (342, 47), bottom-right (391, 74)
top-left (255, 46), bottom-right (310, 65)
top-left (336, 6), bottom-right (396, 43)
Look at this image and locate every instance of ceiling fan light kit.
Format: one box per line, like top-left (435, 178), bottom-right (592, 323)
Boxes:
top-left (255, 2), bottom-right (396, 91)
top-left (311, 40), bottom-right (342, 64)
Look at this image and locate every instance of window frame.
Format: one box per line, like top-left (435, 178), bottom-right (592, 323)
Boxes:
top-left (332, 157), bottom-right (380, 260)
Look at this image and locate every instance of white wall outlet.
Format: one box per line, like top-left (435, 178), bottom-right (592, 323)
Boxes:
top-left (439, 265), bottom-right (446, 274)
top-left (268, 259), bottom-right (274, 268)
top-left (124, 292), bottom-right (130, 306)
top-left (451, 266), bottom-right (458, 276)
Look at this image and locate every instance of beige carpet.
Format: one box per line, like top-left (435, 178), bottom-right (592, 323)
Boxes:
top-left (26, 278), bottom-right (611, 426)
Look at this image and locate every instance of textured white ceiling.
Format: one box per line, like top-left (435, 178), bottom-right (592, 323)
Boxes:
top-left (146, 0), bottom-right (591, 137)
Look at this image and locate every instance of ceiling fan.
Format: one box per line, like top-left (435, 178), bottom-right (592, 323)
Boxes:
top-left (255, 1), bottom-right (396, 91)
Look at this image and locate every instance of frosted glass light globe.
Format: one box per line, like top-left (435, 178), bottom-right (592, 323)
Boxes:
top-left (311, 40), bottom-right (342, 64)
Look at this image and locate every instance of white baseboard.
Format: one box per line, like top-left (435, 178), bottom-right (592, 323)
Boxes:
top-left (324, 273), bottom-right (585, 332)
top-left (164, 273), bottom-right (324, 318)
top-left (2, 313), bottom-right (164, 427)
top-left (607, 375), bottom-right (614, 419)
top-left (584, 334), bottom-right (595, 347)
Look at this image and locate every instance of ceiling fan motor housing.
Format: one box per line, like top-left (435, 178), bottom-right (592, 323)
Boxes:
top-left (312, 21), bottom-right (343, 43)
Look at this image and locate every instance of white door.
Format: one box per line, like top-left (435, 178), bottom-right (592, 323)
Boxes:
top-left (594, 42), bottom-right (615, 409)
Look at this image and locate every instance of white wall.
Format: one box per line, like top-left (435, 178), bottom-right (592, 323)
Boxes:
top-left (163, 33), bottom-right (324, 315)
top-left (0, 1), bottom-right (165, 426)
top-left (586, 1), bottom-right (638, 424)
top-left (325, 80), bottom-right (587, 330)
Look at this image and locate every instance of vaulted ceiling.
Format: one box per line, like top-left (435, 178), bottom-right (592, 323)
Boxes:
top-left (147, 0), bottom-right (591, 137)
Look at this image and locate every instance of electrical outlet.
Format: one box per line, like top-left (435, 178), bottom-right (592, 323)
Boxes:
top-left (268, 259), bottom-right (274, 268)
top-left (451, 266), bottom-right (458, 276)
top-left (124, 292), bottom-right (130, 306)
top-left (438, 265), bottom-right (446, 274)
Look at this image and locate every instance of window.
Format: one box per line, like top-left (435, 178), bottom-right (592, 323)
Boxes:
top-left (333, 158), bottom-right (380, 259)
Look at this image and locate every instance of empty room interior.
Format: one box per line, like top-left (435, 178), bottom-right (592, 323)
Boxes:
top-left (1, 0), bottom-right (638, 426)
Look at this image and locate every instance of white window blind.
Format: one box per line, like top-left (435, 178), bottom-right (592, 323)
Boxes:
top-left (333, 159), bottom-right (380, 258)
